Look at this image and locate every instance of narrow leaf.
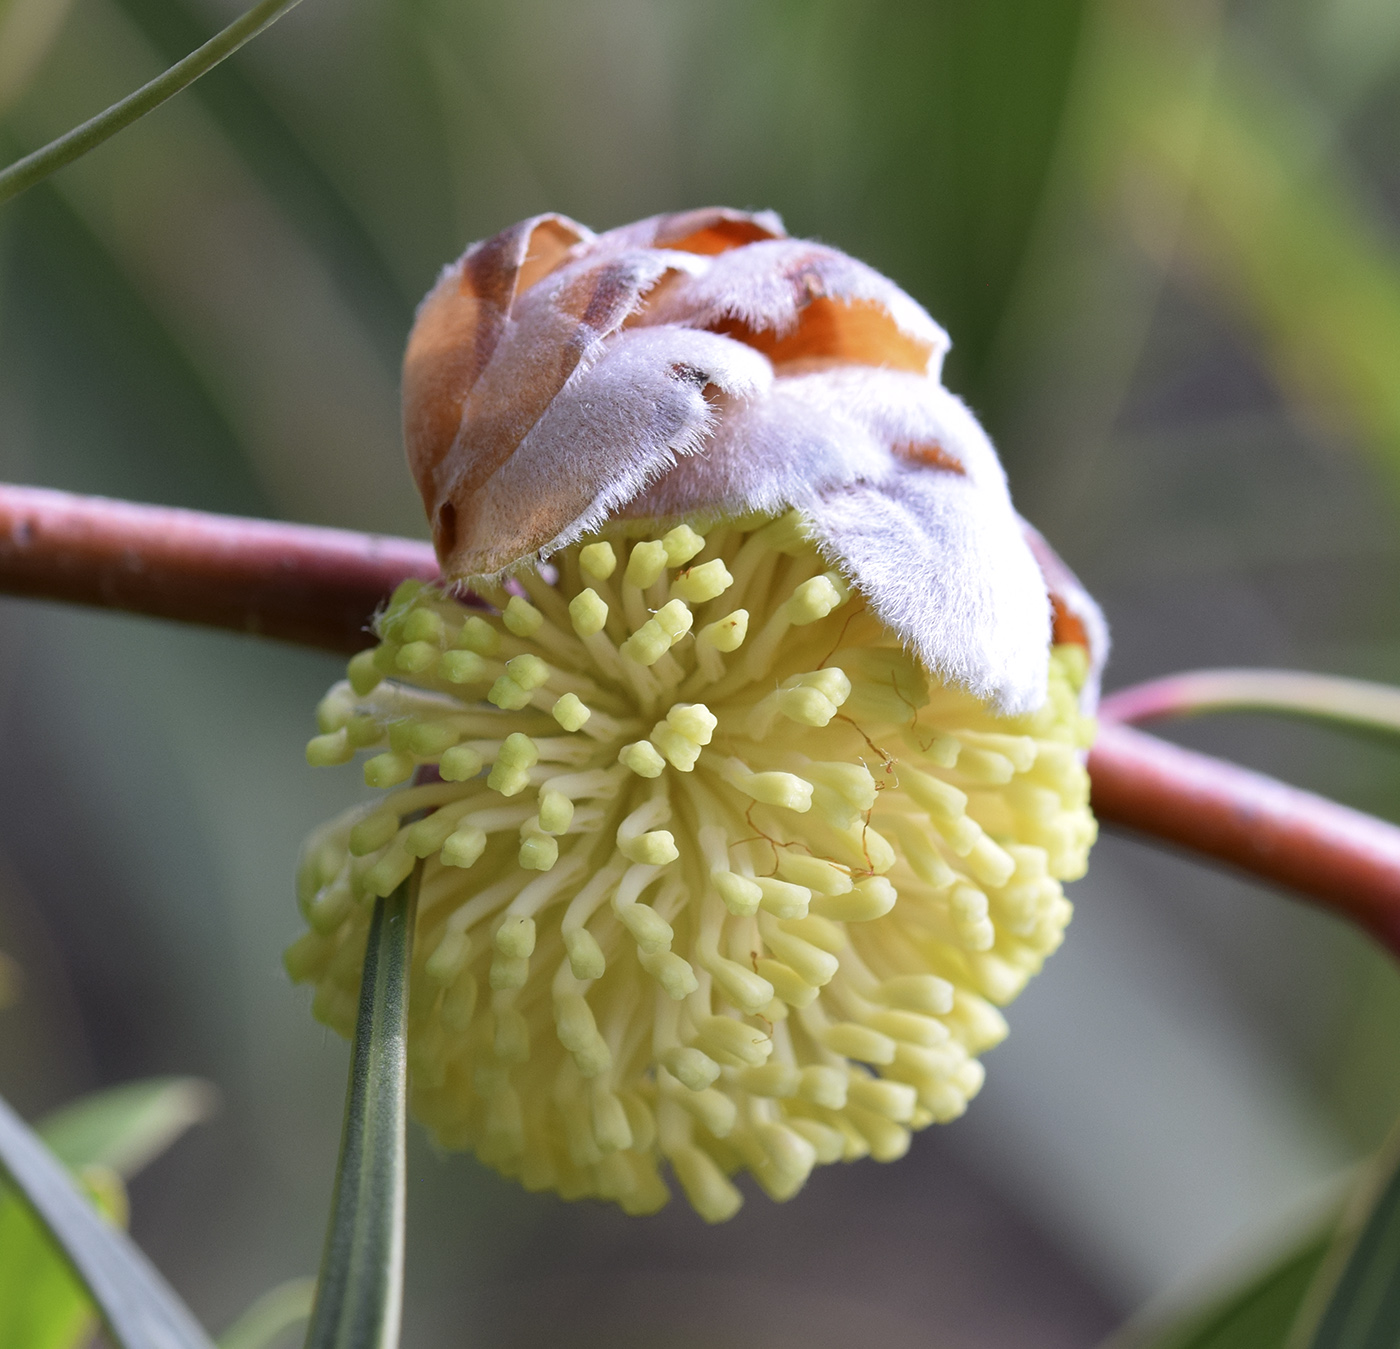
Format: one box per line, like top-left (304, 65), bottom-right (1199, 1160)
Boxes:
top-left (1105, 1225), bottom-right (1333, 1349)
top-left (1297, 1131), bottom-right (1400, 1349)
top-left (40, 1077), bottom-right (217, 1179)
top-left (217, 1278), bottom-right (315, 1349)
top-left (0, 1078), bottom-right (215, 1349)
top-left (0, 1164), bottom-right (126, 1349)
top-left (1101, 670), bottom-right (1400, 744)
top-left (0, 0), bottom-right (306, 207)
top-left (303, 869), bottom-right (418, 1349)
top-left (0, 1092), bottom-right (216, 1349)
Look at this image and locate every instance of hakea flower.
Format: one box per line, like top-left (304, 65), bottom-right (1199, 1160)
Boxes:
top-left (286, 209), bottom-right (1107, 1222)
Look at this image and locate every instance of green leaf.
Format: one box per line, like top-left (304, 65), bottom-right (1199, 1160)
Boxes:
top-left (217, 1277), bottom-right (315, 1349)
top-left (0, 1091), bottom-right (216, 1349)
top-left (1296, 1131), bottom-right (1400, 1349)
top-left (1106, 1226), bottom-right (1333, 1349)
top-left (303, 870), bottom-right (418, 1349)
top-left (0, 1078), bottom-right (216, 1349)
top-left (40, 1076), bottom-right (217, 1178)
top-left (0, 0), bottom-right (307, 207)
top-left (0, 1164), bottom-right (125, 1349)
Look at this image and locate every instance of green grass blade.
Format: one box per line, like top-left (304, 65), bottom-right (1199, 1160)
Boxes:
top-left (0, 0), bottom-right (306, 207)
top-left (303, 869), bottom-right (418, 1349)
top-left (218, 1278), bottom-right (315, 1349)
top-left (0, 1092), bottom-right (215, 1349)
top-left (1296, 1133), bottom-right (1400, 1349)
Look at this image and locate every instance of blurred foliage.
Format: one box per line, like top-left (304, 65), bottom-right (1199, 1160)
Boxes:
top-left (0, 1079), bottom-right (210, 1349)
top-left (1292, 1124), bottom-right (1400, 1349)
top-left (216, 1277), bottom-right (314, 1349)
top-left (1105, 1224), bottom-right (1333, 1349)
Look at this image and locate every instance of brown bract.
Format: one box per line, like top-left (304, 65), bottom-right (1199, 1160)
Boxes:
top-left (402, 208), bottom-right (944, 578)
top-left (401, 208), bottom-right (1096, 717)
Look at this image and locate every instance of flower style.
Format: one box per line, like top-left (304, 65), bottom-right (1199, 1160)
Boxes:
top-left (286, 209), bottom-right (1107, 1221)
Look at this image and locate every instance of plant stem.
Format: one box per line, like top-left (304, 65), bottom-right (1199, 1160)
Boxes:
top-left (0, 484), bottom-right (438, 652)
top-left (0, 0), bottom-right (306, 208)
top-left (1089, 722), bottom-right (1400, 958)
top-left (303, 868), bottom-right (418, 1349)
top-left (1100, 668), bottom-right (1400, 739)
top-left (0, 481), bottom-right (1398, 957)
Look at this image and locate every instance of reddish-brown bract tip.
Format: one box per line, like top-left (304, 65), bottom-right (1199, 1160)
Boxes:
top-left (400, 208), bottom-right (949, 580)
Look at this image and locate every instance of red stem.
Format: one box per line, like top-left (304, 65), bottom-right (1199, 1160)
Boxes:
top-left (0, 482), bottom-right (1397, 957)
top-left (0, 484), bottom-right (438, 652)
top-left (1089, 723), bottom-right (1400, 957)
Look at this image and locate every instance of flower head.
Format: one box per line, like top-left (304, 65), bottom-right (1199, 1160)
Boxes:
top-left (288, 210), bottom-right (1106, 1220)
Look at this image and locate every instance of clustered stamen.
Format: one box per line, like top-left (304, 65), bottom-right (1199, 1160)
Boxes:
top-left (288, 511), bottom-right (1096, 1221)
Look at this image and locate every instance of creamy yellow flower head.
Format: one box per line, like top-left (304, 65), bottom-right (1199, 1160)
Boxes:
top-left (287, 209), bottom-right (1107, 1221)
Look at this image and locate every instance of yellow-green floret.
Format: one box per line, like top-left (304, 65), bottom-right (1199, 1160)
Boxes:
top-left (288, 512), bottom-right (1096, 1221)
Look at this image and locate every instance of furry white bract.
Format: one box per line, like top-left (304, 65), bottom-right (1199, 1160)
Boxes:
top-left (403, 207), bottom-right (1105, 716)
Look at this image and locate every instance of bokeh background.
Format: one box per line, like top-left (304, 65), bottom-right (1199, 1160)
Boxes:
top-left (1, 0), bottom-right (1399, 1344)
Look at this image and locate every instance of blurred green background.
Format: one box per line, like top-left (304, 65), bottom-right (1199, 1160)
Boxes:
top-left (2, 0), bottom-right (1400, 1344)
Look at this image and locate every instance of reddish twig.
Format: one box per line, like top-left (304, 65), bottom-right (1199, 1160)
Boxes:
top-left (1090, 722), bottom-right (1400, 958)
top-left (0, 484), bottom-right (438, 653)
top-left (0, 482), bottom-right (1397, 957)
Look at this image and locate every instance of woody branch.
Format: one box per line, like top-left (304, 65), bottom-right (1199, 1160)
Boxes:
top-left (0, 482), bottom-right (1396, 960)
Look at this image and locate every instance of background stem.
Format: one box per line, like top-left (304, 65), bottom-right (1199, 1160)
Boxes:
top-left (0, 482), bottom-right (1397, 958)
top-left (0, 484), bottom-right (438, 652)
top-left (0, 0), bottom-right (307, 206)
top-left (1089, 722), bottom-right (1400, 958)
top-left (1100, 668), bottom-right (1400, 739)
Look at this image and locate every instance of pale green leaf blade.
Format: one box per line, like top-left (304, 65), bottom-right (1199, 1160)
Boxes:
top-left (217, 1277), bottom-right (315, 1349)
top-left (0, 1165), bottom-right (124, 1349)
top-left (39, 1077), bottom-right (217, 1179)
top-left (0, 1078), bottom-right (212, 1349)
top-left (0, 1092), bottom-right (216, 1349)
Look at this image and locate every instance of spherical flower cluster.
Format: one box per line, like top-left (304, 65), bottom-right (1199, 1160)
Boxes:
top-left (289, 509), bottom-right (1095, 1219)
top-left (288, 207), bottom-right (1107, 1220)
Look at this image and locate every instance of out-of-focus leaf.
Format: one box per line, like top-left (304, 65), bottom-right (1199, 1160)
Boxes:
top-left (0, 1163), bottom-right (126, 1349)
top-left (40, 1076), bottom-right (217, 1179)
top-left (112, 0), bottom-right (414, 359)
top-left (0, 948), bottom-right (19, 1008)
top-left (217, 1278), bottom-right (315, 1349)
top-left (1295, 1130), bottom-right (1400, 1349)
top-left (1085, 0), bottom-right (1400, 495)
top-left (0, 1077), bottom-right (214, 1349)
top-left (4, 0), bottom-right (413, 534)
top-left (0, 1089), bottom-right (216, 1349)
top-left (1103, 1225), bottom-right (1333, 1349)
top-left (0, 0), bottom-right (76, 115)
